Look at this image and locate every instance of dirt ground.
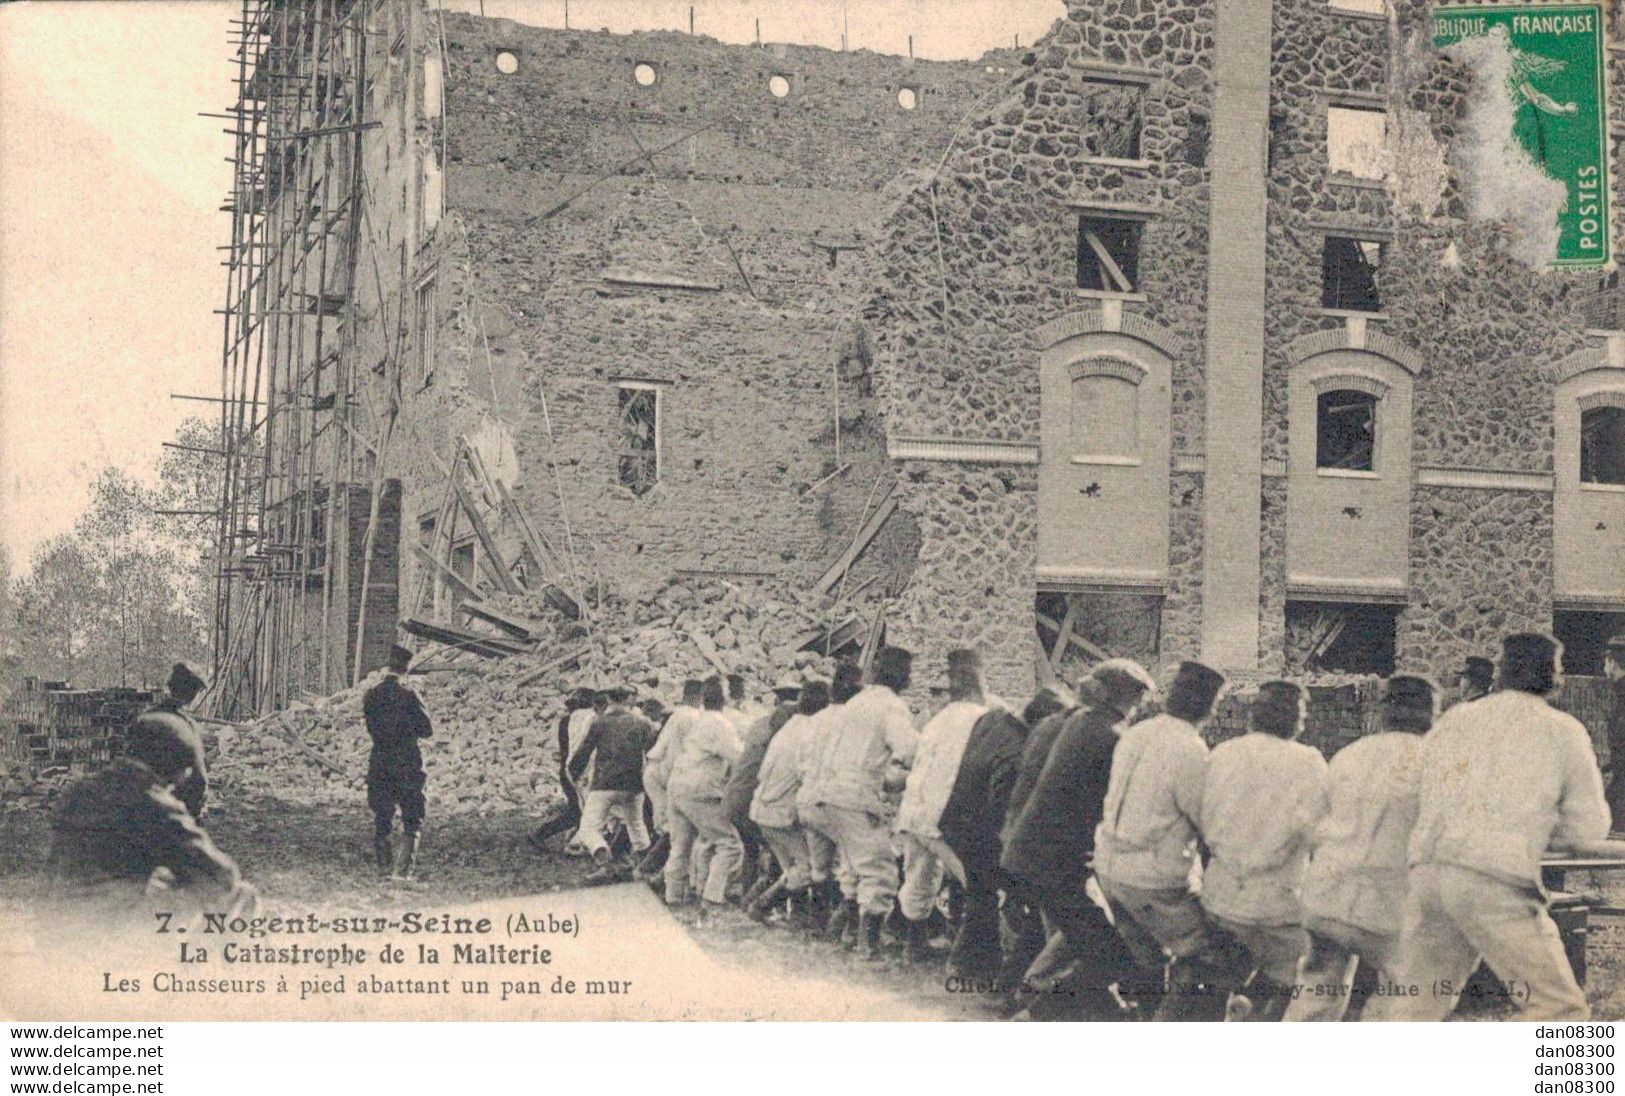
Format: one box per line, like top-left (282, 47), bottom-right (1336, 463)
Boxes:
top-left (1, 792), bottom-right (1621, 1022)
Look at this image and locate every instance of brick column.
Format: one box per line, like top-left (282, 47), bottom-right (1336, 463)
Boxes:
top-left (1199, 0), bottom-right (1271, 670)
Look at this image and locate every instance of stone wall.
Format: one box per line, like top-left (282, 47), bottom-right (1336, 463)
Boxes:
top-left (864, 0), bottom-right (1219, 696)
top-left (889, 462), bottom-right (1037, 703)
top-left (1402, 486), bottom-right (1554, 679)
top-left (387, 14), bottom-right (1011, 616)
top-left (864, 0), bottom-right (1623, 691)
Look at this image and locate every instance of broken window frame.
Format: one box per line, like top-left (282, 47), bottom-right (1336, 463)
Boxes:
top-left (1079, 74), bottom-right (1148, 164)
top-left (1315, 387), bottom-right (1381, 474)
top-left (615, 381), bottom-right (663, 497)
top-left (1075, 211), bottom-right (1145, 297)
top-left (1579, 399), bottom-right (1625, 487)
top-left (1321, 235), bottom-right (1385, 314)
top-left (1285, 599), bottom-right (1399, 676)
top-left (1326, 102), bottom-right (1389, 181)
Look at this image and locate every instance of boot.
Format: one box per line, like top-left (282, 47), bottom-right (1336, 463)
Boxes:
top-left (858, 911), bottom-right (885, 961)
top-left (746, 878), bottom-right (788, 923)
top-left (790, 887), bottom-right (819, 932)
top-left (634, 833), bottom-right (669, 880)
top-left (740, 872), bottom-right (779, 912)
top-left (373, 832), bottom-right (394, 876)
top-left (902, 917), bottom-right (931, 964)
top-left (823, 897), bottom-right (859, 943)
top-left (391, 832), bottom-right (420, 882)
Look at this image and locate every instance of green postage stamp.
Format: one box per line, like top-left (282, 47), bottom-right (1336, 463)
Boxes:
top-left (1434, 3), bottom-right (1612, 268)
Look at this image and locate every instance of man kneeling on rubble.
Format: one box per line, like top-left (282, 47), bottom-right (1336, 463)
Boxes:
top-left (568, 684), bottom-right (655, 884)
top-left (45, 707), bottom-right (254, 941)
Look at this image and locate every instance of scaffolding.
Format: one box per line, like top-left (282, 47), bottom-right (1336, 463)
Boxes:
top-left (212, 0), bottom-right (379, 718)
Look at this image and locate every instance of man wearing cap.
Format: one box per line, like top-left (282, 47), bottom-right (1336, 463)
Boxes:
top-left (568, 685), bottom-right (655, 884)
top-left (637, 679), bottom-right (706, 882)
top-left (1454, 656), bottom-right (1495, 708)
top-left (796, 661), bottom-right (868, 939)
top-left (47, 706), bottom-right (250, 931)
top-left (363, 643), bottom-right (434, 880)
top-left (1002, 659), bottom-right (1157, 1016)
top-left (1200, 680), bottom-right (1329, 1021)
top-left (724, 672), bottom-right (805, 906)
top-left (895, 648), bottom-right (990, 962)
top-left (1286, 675), bottom-right (1435, 1022)
top-left (128, 663), bottom-right (210, 820)
top-left (1604, 635), bottom-right (1625, 831)
top-left (1368, 633), bottom-right (1614, 1021)
top-left (748, 679), bottom-right (832, 924)
top-left (796, 647), bottom-right (920, 958)
top-left (1094, 660), bottom-right (1228, 1017)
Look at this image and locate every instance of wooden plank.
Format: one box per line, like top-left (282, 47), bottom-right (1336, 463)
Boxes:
top-left (813, 485), bottom-right (898, 595)
top-left (1050, 597), bottom-right (1079, 674)
top-left (514, 644), bottom-right (593, 689)
top-left (1033, 633), bottom-right (1061, 689)
top-left (400, 617), bottom-right (532, 659)
top-left (495, 480), bottom-right (581, 619)
top-left (451, 475), bottom-right (523, 596)
top-left (1084, 229), bottom-right (1133, 293)
top-left (412, 543), bottom-right (483, 603)
top-left (462, 600), bottom-right (549, 639)
top-left (858, 610), bottom-right (886, 672)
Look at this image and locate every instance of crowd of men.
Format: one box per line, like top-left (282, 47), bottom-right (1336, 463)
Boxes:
top-left (34, 624), bottom-right (1625, 1023)
top-left (537, 631), bottom-right (1625, 1022)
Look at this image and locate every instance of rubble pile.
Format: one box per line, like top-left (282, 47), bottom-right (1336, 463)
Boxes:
top-left (212, 576), bottom-right (862, 815)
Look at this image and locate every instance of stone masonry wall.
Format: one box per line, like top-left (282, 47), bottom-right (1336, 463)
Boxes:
top-left (389, 14), bottom-right (1008, 617)
top-left (1265, 0), bottom-right (1611, 681)
top-left (865, 0), bottom-right (1216, 695)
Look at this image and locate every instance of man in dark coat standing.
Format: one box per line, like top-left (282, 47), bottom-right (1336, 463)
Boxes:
top-left (127, 663), bottom-right (210, 820)
top-left (1002, 660), bottom-right (1156, 1017)
top-left (936, 703), bottom-right (1031, 980)
top-left (364, 643), bottom-right (434, 880)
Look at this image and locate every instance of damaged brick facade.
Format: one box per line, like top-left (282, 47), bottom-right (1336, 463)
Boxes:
top-left (362, 1), bottom-right (1625, 703)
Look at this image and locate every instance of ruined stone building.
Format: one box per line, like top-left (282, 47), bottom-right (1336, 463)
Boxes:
top-left (218, 0), bottom-right (1625, 711)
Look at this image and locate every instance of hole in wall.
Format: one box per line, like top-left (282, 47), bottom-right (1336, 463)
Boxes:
top-left (768, 74), bottom-right (791, 98)
top-left (634, 62), bottom-right (657, 86)
top-left (494, 50), bottom-right (519, 75)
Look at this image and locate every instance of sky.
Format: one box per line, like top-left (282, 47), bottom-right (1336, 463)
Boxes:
top-left (0, 0), bottom-right (1063, 574)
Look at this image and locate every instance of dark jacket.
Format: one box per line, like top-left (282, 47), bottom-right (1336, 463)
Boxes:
top-left (47, 759), bottom-right (240, 903)
top-left (363, 673), bottom-right (433, 778)
top-left (723, 703), bottom-right (796, 826)
top-left (128, 700), bottom-right (209, 819)
top-left (1000, 709), bottom-right (1072, 851)
top-left (940, 708), bottom-right (1028, 879)
top-left (1002, 702), bottom-right (1129, 891)
top-left (568, 705), bottom-right (655, 793)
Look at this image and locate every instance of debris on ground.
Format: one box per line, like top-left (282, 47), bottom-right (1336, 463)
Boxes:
top-left (211, 576), bottom-right (873, 815)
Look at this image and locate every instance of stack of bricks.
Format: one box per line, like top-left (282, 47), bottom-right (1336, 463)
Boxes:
top-left (1, 679), bottom-right (157, 771)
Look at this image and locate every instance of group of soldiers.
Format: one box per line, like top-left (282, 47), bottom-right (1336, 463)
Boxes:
top-left (34, 621), bottom-right (1625, 1023)
top-left (542, 631), bottom-right (1625, 1022)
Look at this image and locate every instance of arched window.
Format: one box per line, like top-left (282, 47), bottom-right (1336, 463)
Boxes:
top-left (1580, 402), bottom-right (1625, 486)
top-left (1068, 357), bottom-right (1145, 463)
top-left (1316, 388), bottom-right (1378, 471)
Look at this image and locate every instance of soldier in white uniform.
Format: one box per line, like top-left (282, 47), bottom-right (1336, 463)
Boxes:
top-left (1367, 633), bottom-right (1614, 1022)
